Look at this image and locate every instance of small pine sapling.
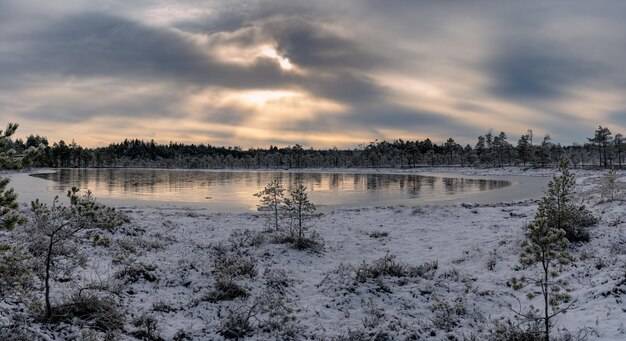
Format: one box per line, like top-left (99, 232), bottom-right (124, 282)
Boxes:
top-left (26, 198), bottom-right (89, 320)
top-left (534, 159), bottom-right (596, 242)
top-left (0, 177), bottom-right (27, 230)
top-left (67, 187), bottom-right (125, 229)
top-left (254, 180), bottom-right (285, 231)
top-left (283, 184), bottom-right (322, 249)
top-left (601, 168), bottom-right (620, 201)
top-left (511, 218), bottom-right (574, 341)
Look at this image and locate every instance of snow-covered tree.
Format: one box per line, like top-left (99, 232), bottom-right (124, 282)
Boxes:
top-left (0, 178), bottom-right (26, 230)
top-left (1, 123), bottom-right (41, 170)
top-left (24, 188), bottom-right (123, 320)
top-left (26, 198), bottom-right (89, 320)
top-left (283, 185), bottom-right (321, 248)
top-left (534, 159), bottom-right (596, 242)
top-left (254, 180), bottom-right (286, 231)
top-left (601, 168), bottom-right (620, 201)
top-left (512, 217), bottom-right (574, 341)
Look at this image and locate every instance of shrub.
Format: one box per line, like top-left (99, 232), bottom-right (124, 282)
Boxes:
top-left (228, 229), bottom-right (265, 248)
top-left (50, 291), bottom-right (124, 333)
top-left (0, 244), bottom-right (33, 300)
top-left (205, 247), bottom-right (257, 302)
top-left (263, 268), bottom-right (295, 295)
top-left (67, 187), bottom-right (125, 229)
top-left (131, 313), bottom-right (163, 341)
top-left (204, 280), bottom-right (249, 303)
top-left (368, 231), bottom-right (389, 238)
top-left (429, 298), bottom-right (467, 332)
top-left (489, 319), bottom-right (544, 341)
top-left (115, 262), bottom-right (158, 284)
top-left (219, 304), bottom-right (257, 339)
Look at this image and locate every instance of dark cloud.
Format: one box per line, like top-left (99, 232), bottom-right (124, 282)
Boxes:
top-left (2, 0), bottom-right (626, 145)
top-left (487, 41), bottom-right (606, 101)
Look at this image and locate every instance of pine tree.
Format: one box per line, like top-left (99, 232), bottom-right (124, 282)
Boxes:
top-left (254, 180), bottom-right (285, 231)
top-left (283, 184), bottom-right (321, 249)
top-left (601, 168), bottom-right (620, 201)
top-left (534, 159), bottom-right (596, 242)
top-left (26, 198), bottom-right (89, 319)
top-left (0, 178), bottom-right (26, 230)
top-left (512, 217), bottom-right (574, 341)
top-left (1, 122), bottom-right (42, 170)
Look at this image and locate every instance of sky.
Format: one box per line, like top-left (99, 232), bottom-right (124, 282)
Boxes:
top-left (1, 0), bottom-right (626, 148)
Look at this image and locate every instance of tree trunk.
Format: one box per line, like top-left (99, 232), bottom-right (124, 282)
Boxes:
top-left (45, 236), bottom-right (54, 320)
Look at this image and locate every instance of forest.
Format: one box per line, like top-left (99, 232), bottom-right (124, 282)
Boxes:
top-left (4, 126), bottom-right (624, 170)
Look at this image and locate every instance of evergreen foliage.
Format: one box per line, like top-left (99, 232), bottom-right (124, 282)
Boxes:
top-left (281, 184), bottom-right (323, 250)
top-left (67, 187), bottom-right (125, 229)
top-left (512, 218), bottom-right (574, 341)
top-left (533, 159), bottom-right (597, 243)
top-left (0, 244), bottom-right (34, 302)
top-left (601, 168), bottom-right (620, 201)
top-left (254, 180), bottom-right (285, 231)
top-left (0, 178), bottom-right (26, 230)
top-left (510, 159), bottom-right (596, 340)
top-left (4, 125), bottom-right (623, 170)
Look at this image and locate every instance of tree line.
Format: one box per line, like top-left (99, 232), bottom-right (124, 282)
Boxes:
top-left (4, 124), bottom-right (625, 169)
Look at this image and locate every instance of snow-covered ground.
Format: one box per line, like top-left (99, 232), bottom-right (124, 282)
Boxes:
top-left (1, 167), bottom-right (626, 340)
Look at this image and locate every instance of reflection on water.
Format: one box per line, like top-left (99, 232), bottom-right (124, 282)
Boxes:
top-left (31, 169), bottom-right (511, 211)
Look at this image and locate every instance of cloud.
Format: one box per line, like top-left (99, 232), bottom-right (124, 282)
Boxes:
top-left (1, 0), bottom-right (626, 146)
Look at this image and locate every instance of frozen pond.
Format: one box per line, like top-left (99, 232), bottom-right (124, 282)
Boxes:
top-left (8, 168), bottom-right (547, 212)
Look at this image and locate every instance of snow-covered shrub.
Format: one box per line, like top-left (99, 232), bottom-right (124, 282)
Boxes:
top-left (91, 233), bottom-right (111, 247)
top-left (131, 313), bottom-right (162, 341)
top-left (205, 280), bottom-right (249, 303)
top-left (368, 230), bottom-right (389, 238)
top-left (115, 262), bottom-right (158, 284)
top-left (212, 245), bottom-right (257, 280)
top-left (429, 297), bottom-right (467, 333)
top-left (273, 229), bottom-right (325, 251)
top-left (67, 187), bottom-right (126, 230)
top-left (262, 268), bottom-right (295, 295)
top-left (51, 291), bottom-right (124, 333)
top-left (355, 255), bottom-right (405, 282)
top-left (256, 289), bottom-right (301, 339)
top-left (228, 228), bottom-right (265, 248)
top-left (219, 304), bottom-right (257, 339)
top-left (489, 318), bottom-right (543, 341)
top-left (0, 313), bottom-right (37, 341)
top-left (173, 329), bottom-right (193, 341)
top-left (0, 244), bottom-right (33, 301)
top-left (152, 300), bottom-right (176, 313)
top-left (361, 298), bottom-right (385, 329)
top-left (205, 245), bottom-right (257, 302)
top-left (355, 254), bottom-right (438, 283)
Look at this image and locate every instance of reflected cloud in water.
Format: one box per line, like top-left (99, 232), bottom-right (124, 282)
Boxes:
top-left (31, 169), bottom-right (510, 211)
